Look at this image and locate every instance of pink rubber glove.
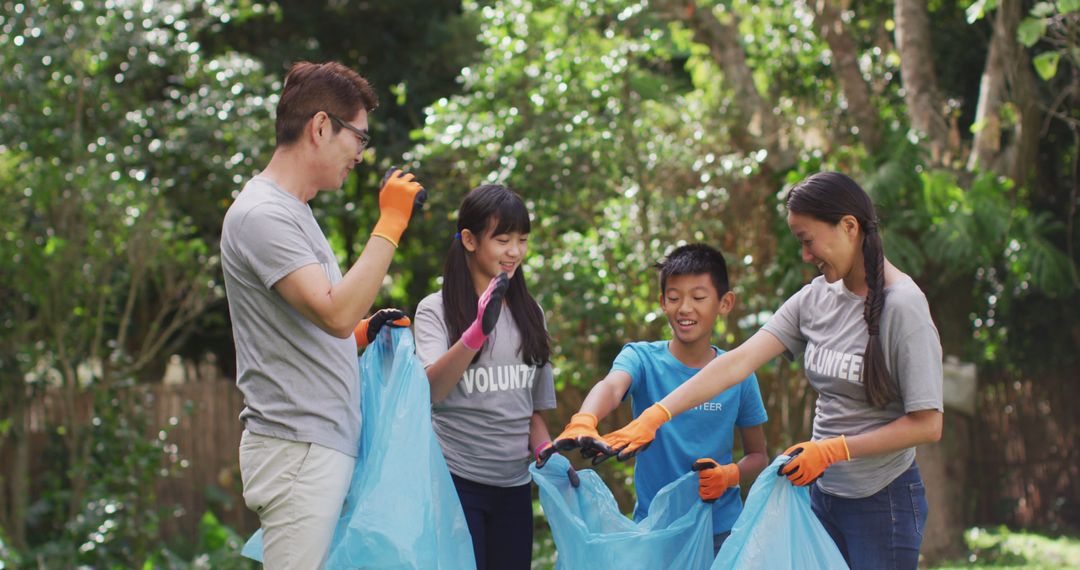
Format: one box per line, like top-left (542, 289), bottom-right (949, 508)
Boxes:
top-left (461, 272), bottom-right (509, 350)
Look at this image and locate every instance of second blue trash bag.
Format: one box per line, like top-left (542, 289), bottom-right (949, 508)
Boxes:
top-left (242, 327), bottom-right (476, 569)
top-left (711, 455), bottom-right (848, 569)
top-left (530, 453), bottom-right (714, 570)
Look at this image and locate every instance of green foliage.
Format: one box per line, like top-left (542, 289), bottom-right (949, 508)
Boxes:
top-left (203, 0), bottom-right (483, 308)
top-left (139, 511), bottom-right (256, 570)
top-left (531, 500), bottom-right (557, 569)
top-left (1018, 16), bottom-right (1049, 47)
top-left (189, 511), bottom-right (257, 568)
top-left (0, 0), bottom-right (272, 380)
top-left (931, 526), bottom-right (1080, 569)
top-left (1, 0), bottom-right (1077, 554)
top-left (869, 151), bottom-right (1077, 361)
top-left (0, 528), bottom-right (21, 570)
top-left (1033, 51), bottom-right (1061, 79)
top-left (1017, 1), bottom-right (1080, 85)
top-left (27, 380), bottom-right (186, 568)
top-left (0, 0), bottom-right (273, 559)
top-left (414, 2), bottom-right (1079, 496)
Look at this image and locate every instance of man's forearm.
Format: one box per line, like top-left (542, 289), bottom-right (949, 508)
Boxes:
top-left (326, 236), bottom-right (397, 333)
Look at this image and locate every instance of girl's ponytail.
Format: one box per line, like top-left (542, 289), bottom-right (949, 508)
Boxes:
top-left (442, 185), bottom-right (550, 366)
top-left (442, 235), bottom-right (474, 348)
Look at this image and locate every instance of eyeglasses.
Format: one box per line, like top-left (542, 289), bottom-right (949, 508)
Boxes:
top-left (326, 112), bottom-right (371, 150)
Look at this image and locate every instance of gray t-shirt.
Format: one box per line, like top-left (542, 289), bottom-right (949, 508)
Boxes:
top-left (414, 290), bottom-right (557, 487)
top-left (762, 275), bottom-right (943, 498)
top-left (221, 176), bottom-right (361, 457)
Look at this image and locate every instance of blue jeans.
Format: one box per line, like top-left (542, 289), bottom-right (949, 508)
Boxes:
top-left (810, 461), bottom-right (928, 570)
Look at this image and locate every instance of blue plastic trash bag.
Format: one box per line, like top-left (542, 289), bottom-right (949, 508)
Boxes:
top-left (530, 453), bottom-right (714, 569)
top-left (242, 327), bottom-right (476, 569)
top-left (712, 455), bottom-right (848, 569)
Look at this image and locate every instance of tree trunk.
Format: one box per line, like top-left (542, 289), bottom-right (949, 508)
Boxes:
top-left (967, 0), bottom-right (1041, 185)
top-left (654, 0), bottom-right (796, 172)
top-left (967, 6), bottom-right (1008, 172)
top-left (1002, 16), bottom-right (1041, 187)
top-left (917, 409), bottom-right (972, 563)
top-left (10, 418), bottom-right (29, 550)
top-left (914, 276), bottom-right (976, 560)
top-left (812, 0), bottom-right (884, 154)
top-left (894, 0), bottom-right (951, 164)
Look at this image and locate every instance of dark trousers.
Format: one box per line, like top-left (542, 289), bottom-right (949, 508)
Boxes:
top-left (451, 474), bottom-right (533, 570)
top-left (810, 461), bottom-right (929, 570)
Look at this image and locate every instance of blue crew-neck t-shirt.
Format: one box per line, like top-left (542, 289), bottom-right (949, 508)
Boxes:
top-left (613, 341), bottom-right (768, 534)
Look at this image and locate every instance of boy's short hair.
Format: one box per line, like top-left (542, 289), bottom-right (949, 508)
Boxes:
top-left (655, 243), bottom-right (730, 295)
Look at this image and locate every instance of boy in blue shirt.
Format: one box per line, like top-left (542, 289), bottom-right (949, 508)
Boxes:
top-left (537, 244), bottom-right (768, 552)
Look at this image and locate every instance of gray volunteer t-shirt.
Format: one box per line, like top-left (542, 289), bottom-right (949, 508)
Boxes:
top-left (762, 275), bottom-right (943, 498)
top-left (221, 176), bottom-right (360, 457)
top-left (414, 290), bottom-right (557, 487)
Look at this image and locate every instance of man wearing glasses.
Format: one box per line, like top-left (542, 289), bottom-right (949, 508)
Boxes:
top-left (221, 61), bottom-right (426, 569)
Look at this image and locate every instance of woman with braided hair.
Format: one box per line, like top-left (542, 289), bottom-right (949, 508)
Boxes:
top-left (588, 172), bottom-right (944, 569)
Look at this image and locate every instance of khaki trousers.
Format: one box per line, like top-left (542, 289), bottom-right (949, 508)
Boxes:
top-left (239, 430), bottom-right (354, 570)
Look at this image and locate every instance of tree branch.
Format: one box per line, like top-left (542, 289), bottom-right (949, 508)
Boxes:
top-left (653, 0), bottom-right (795, 171)
top-left (812, 0), bottom-right (884, 153)
top-left (894, 0), bottom-right (951, 164)
top-left (967, 0), bottom-right (1041, 185)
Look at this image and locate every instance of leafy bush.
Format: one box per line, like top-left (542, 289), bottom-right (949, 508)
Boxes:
top-left (931, 526), bottom-right (1080, 569)
top-left (26, 380), bottom-right (185, 568)
top-left (0, 528), bottom-right (21, 570)
top-left (144, 512), bottom-right (256, 570)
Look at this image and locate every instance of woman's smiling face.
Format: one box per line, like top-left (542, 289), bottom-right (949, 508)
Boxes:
top-left (787, 211), bottom-right (861, 284)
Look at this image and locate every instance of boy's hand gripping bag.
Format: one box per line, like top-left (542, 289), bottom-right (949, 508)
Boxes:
top-left (242, 327), bottom-right (476, 569)
top-left (530, 453), bottom-right (714, 569)
top-left (711, 455), bottom-right (848, 569)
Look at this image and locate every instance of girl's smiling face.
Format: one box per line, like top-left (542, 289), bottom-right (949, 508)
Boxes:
top-left (464, 220), bottom-right (529, 288)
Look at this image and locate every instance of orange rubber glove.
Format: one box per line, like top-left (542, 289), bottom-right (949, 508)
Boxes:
top-left (778, 436), bottom-right (850, 486)
top-left (354, 308), bottom-right (411, 350)
top-left (693, 458), bottom-right (740, 502)
top-left (371, 167), bottom-right (427, 247)
top-left (536, 413), bottom-right (602, 467)
top-left (599, 403), bottom-right (672, 462)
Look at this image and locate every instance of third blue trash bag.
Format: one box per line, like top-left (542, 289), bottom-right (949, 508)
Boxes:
top-left (711, 455), bottom-right (848, 569)
top-left (530, 453), bottom-right (714, 570)
top-left (242, 327), bottom-right (476, 569)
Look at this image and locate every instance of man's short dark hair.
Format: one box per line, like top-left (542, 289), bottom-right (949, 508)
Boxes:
top-left (275, 61), bottom-right (379, 147)
top-left (655, 243), bottom-right (730, 295)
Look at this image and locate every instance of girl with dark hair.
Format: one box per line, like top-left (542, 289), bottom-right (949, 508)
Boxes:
top-left (591, 172), bottom-right (944, 569)
top-left (413, 184), bottom-right (556, 569)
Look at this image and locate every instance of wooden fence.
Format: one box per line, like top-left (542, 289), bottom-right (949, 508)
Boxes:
top-left (153, 380), bottom-right (260, 540)
top-left (4, 367), bottom-right (1078, 552)
top-left (5, 379), bottom-right (259, 545)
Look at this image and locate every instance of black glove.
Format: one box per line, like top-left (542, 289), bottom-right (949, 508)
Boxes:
top-left (540, 413), bottom-right (613, 467)
top-left (534, 441), bottom-right (581, 488)
top-left (354, 308), bottom-right (411, 349)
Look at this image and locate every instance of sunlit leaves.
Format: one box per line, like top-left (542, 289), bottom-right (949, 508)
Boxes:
top-left (1032, 51), bottom-right (1060, 79)
top-left (0, 5), bottom-right (271, 561)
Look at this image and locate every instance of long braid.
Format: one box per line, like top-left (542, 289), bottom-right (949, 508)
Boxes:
top-left (861, 222), bottom-right (896, 407)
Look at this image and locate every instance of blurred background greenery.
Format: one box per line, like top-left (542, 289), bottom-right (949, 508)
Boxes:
top-left (1, 0), bottom-right (1077, 568)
